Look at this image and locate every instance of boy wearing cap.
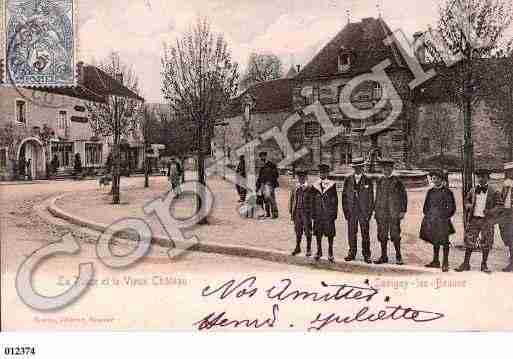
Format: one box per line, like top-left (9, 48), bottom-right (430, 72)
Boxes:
top-left (310, 164), bottom-right (339, 262)
top-left (342, 158), bottom-right (374, 263)
top-left (498, 163), bottom-right (513, 272)
top-left (374, 159), bottom-right (408, 265)
top-left (289, 169), bottom-right (313, 256)
top-left (456, 169), bottom-right (501, 273)
top-left (420, 170), bottom-right (456, 272)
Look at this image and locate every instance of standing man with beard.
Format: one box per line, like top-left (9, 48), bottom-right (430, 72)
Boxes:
top-left (256, 152), bottom-right (280, 219)
top-left (342, 158), bottom-right (374, 263)
top-left (310, 164), bottom-right (338, 263)
top-left (374, 159), bottom-right (408, 265)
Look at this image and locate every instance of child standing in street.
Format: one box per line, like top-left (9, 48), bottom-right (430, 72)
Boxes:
top-left (289, 168), bottom-right (312, 257)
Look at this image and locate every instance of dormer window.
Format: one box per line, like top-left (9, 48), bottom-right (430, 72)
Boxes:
top-left (338, 49), bottom-right (352, 73)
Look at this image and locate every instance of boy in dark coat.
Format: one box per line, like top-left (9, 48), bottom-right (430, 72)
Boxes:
top-left (256, 152), bottom-right (280, 218)
top-left (456, 168), bottom-right (501, 273)
top-left (420, 170), bottom-right (456, 272)
top-left (342, 158), bottom-right (374, 263)
top-left (289, 168), bottom-right (312, 257)
top-left (374, 159), bottom-right (408, 265)
top-left (310, 164), bottom-right (338, 263)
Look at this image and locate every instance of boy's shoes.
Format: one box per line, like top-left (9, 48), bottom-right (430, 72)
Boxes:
top-left (454, 263), bottom-right (471, 272)
top-left (481, 263), bottom-right (492, 274)
top-left (442, 264), bottom-right (449, 272)
top-left (344, 255), bottom-right (355, 262)
top-left (374, 257), bottom-right (388, 265)
top-left (425, 261), bottom-right (440, 268)
top-left (364, 257), bottom-right (372, 264)
top-left (306, 251), bottom-right (312, 258)
top-left (315, 254), bottom-right (322, 261)
top-left (328, 256), bottom-right (335, 263)
top-left (291, 248), bottom-right (301, 256)
top-left (502, 263), bottom-right (513, 272)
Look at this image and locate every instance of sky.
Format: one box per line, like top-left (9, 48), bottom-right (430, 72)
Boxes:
top-left (77, 0), bottom-right (512, 103)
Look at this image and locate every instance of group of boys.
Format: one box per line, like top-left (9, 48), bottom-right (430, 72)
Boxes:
top-left (289, 158), bottom-right (407, 264)
top-left (288, 158), bottom-right (513, 272)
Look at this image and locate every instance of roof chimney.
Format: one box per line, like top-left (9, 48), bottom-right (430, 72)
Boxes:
top-left (412, 31), bottom-right (426, 64)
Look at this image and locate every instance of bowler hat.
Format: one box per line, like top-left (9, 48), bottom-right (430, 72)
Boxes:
top-left (295, 168), bottom-right (308, 176)
top-left (475, 168), bottom-right (491, 177)
top-left (318, 164), bottom-right (330, 172)
top-left (351, 158), bottom-right (366, 167)
top-left (429, 169), bottom-right (444, 179)
top-left (379, 158), bottom-right (395, 166)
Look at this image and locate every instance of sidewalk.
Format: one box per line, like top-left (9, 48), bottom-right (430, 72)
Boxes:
top-left (50, 175), bottom-right (510, 272)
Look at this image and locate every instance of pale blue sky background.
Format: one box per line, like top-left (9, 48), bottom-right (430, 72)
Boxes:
top-left (77, 0), bottom-right (512, 102)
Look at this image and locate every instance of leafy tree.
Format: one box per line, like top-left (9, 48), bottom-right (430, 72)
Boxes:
top-left (161, 17), bottom-right (239, 223)
top-left (240, 53), bottom-right (283, 90)
top-left (86, 52), bottom-right (142, 204)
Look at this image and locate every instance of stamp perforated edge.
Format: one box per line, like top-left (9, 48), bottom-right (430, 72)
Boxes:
top-left (1, 0), bottom-right (79, 88)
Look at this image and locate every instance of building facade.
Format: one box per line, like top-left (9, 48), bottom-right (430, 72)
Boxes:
top-left (0, 64), bottom-right (145, 180)
top-left (215, 17), bottom-right (513, 172)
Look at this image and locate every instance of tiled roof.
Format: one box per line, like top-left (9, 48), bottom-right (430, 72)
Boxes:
top-left (295, 17), bottom-right (405, 81)
top-left (2, 64), bottom-right (144, 103)
top-left (225, 78), bottom-right (292, 117)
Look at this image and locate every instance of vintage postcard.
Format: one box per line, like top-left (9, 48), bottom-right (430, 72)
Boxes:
top-left (1, 0), bottom-right (513, 338)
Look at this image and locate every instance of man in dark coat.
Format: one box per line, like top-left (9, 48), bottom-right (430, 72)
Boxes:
top-left (342, 158), bottom-right (374, 263)
top-left (236, 155), bottom-right (247, 203)
top-left (289, 168), bottom-right (313, 257)
top-left (456, 168), bottom-right (501, 273)
top-left (374, 159), bottom-right (408, 265)
top-left (310, 164), bottom-right (338, 263)
top-left (256, 152), bottom-right (280, 218)
top-left (498, 162), bottom-right (513, 272)
top-left (420, 170), bottom-right (456, 272)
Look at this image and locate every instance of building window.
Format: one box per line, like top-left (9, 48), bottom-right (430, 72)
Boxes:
top-left (58, 110), bottom-right (68, 129)
top-left (338, 52), bottom-right (351, 73)
top-left (51, 142), bottom-right (74, 168)
top-left (15, 100), bottom-right (26, 124)
top-left (85, 143), bottom-right (103, 166)
top-left (0, 148), bottom-right (7, 168)
top-left (421, 137), bottom-right (430, 153)
top-left (305, 122), bottom-right (320, 138)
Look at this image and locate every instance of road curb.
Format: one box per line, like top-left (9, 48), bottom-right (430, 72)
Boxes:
top-left (47, 193), bottom-right (436, 275)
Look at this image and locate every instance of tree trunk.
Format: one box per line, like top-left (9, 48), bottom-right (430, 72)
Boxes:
top-left (112, 103), bottom-right (121, 204)
top-left (197, 122), bottom-right (208, 225)
top-left (144, 142), bottom-right (149, 188)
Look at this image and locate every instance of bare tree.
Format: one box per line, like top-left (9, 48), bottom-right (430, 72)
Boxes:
top-left (240, 52), bottom-right (283, 90)
top-left (426, 0), bottom-right (513, 197)
top-left (161, 17), bottom-right (239, 223)
top-left (86, 52), bottom-right (142, 204)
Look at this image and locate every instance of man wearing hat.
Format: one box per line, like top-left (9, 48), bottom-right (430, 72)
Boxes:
top-left (498, 162), bottom-right (513, 272)
top-left (374, 158), bottom-right (408, 265)
top-left (456, 168), bottom-right (501, 273)
top-left (342, 158), bottom-right (374, 263)
top-left (310, 164), bottom-right (339, 262)
top-left (289, 168), bottom-right (313, 256)
top-left (256, 151), bottom-right (280, 218)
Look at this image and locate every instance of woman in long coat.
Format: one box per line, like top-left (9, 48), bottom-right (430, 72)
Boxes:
top-left (420, 170), bottom-right (456, 272)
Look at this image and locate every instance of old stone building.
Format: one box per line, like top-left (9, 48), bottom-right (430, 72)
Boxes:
top-left (0, 63), bottom-right (145, 180)
top-left (215, 17), bottom-right (512, 172)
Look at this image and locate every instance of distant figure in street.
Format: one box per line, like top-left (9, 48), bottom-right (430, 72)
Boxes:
top-left (456, 169), bottom-right (501, 273)
top-left (310, 164), bottom-right (338, 263)
top-left (26, 158), bottom-right (32, 181)
top-left (374, 158), bottom-right (408, 265)
top-left (51, 154), bottom-right (59, 175)
top-left (18, 157), bottom-right (26, 178)
top-left (289, 168), bottom-right (312, 257)
top-left (498, 162), bottom-right (513, 272)
top-left (256, 152), bottom-right (279, 219)
top-left (236, 155), bottom-right (247, 203)
top-left (342, 158), bottom-right (374, 263)
top-left (168, 158), bottom-right (182, 196)
top-left (74, 153), bottom-right (82, 177)
top-left (420, 170), bottom-right (456, 272)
